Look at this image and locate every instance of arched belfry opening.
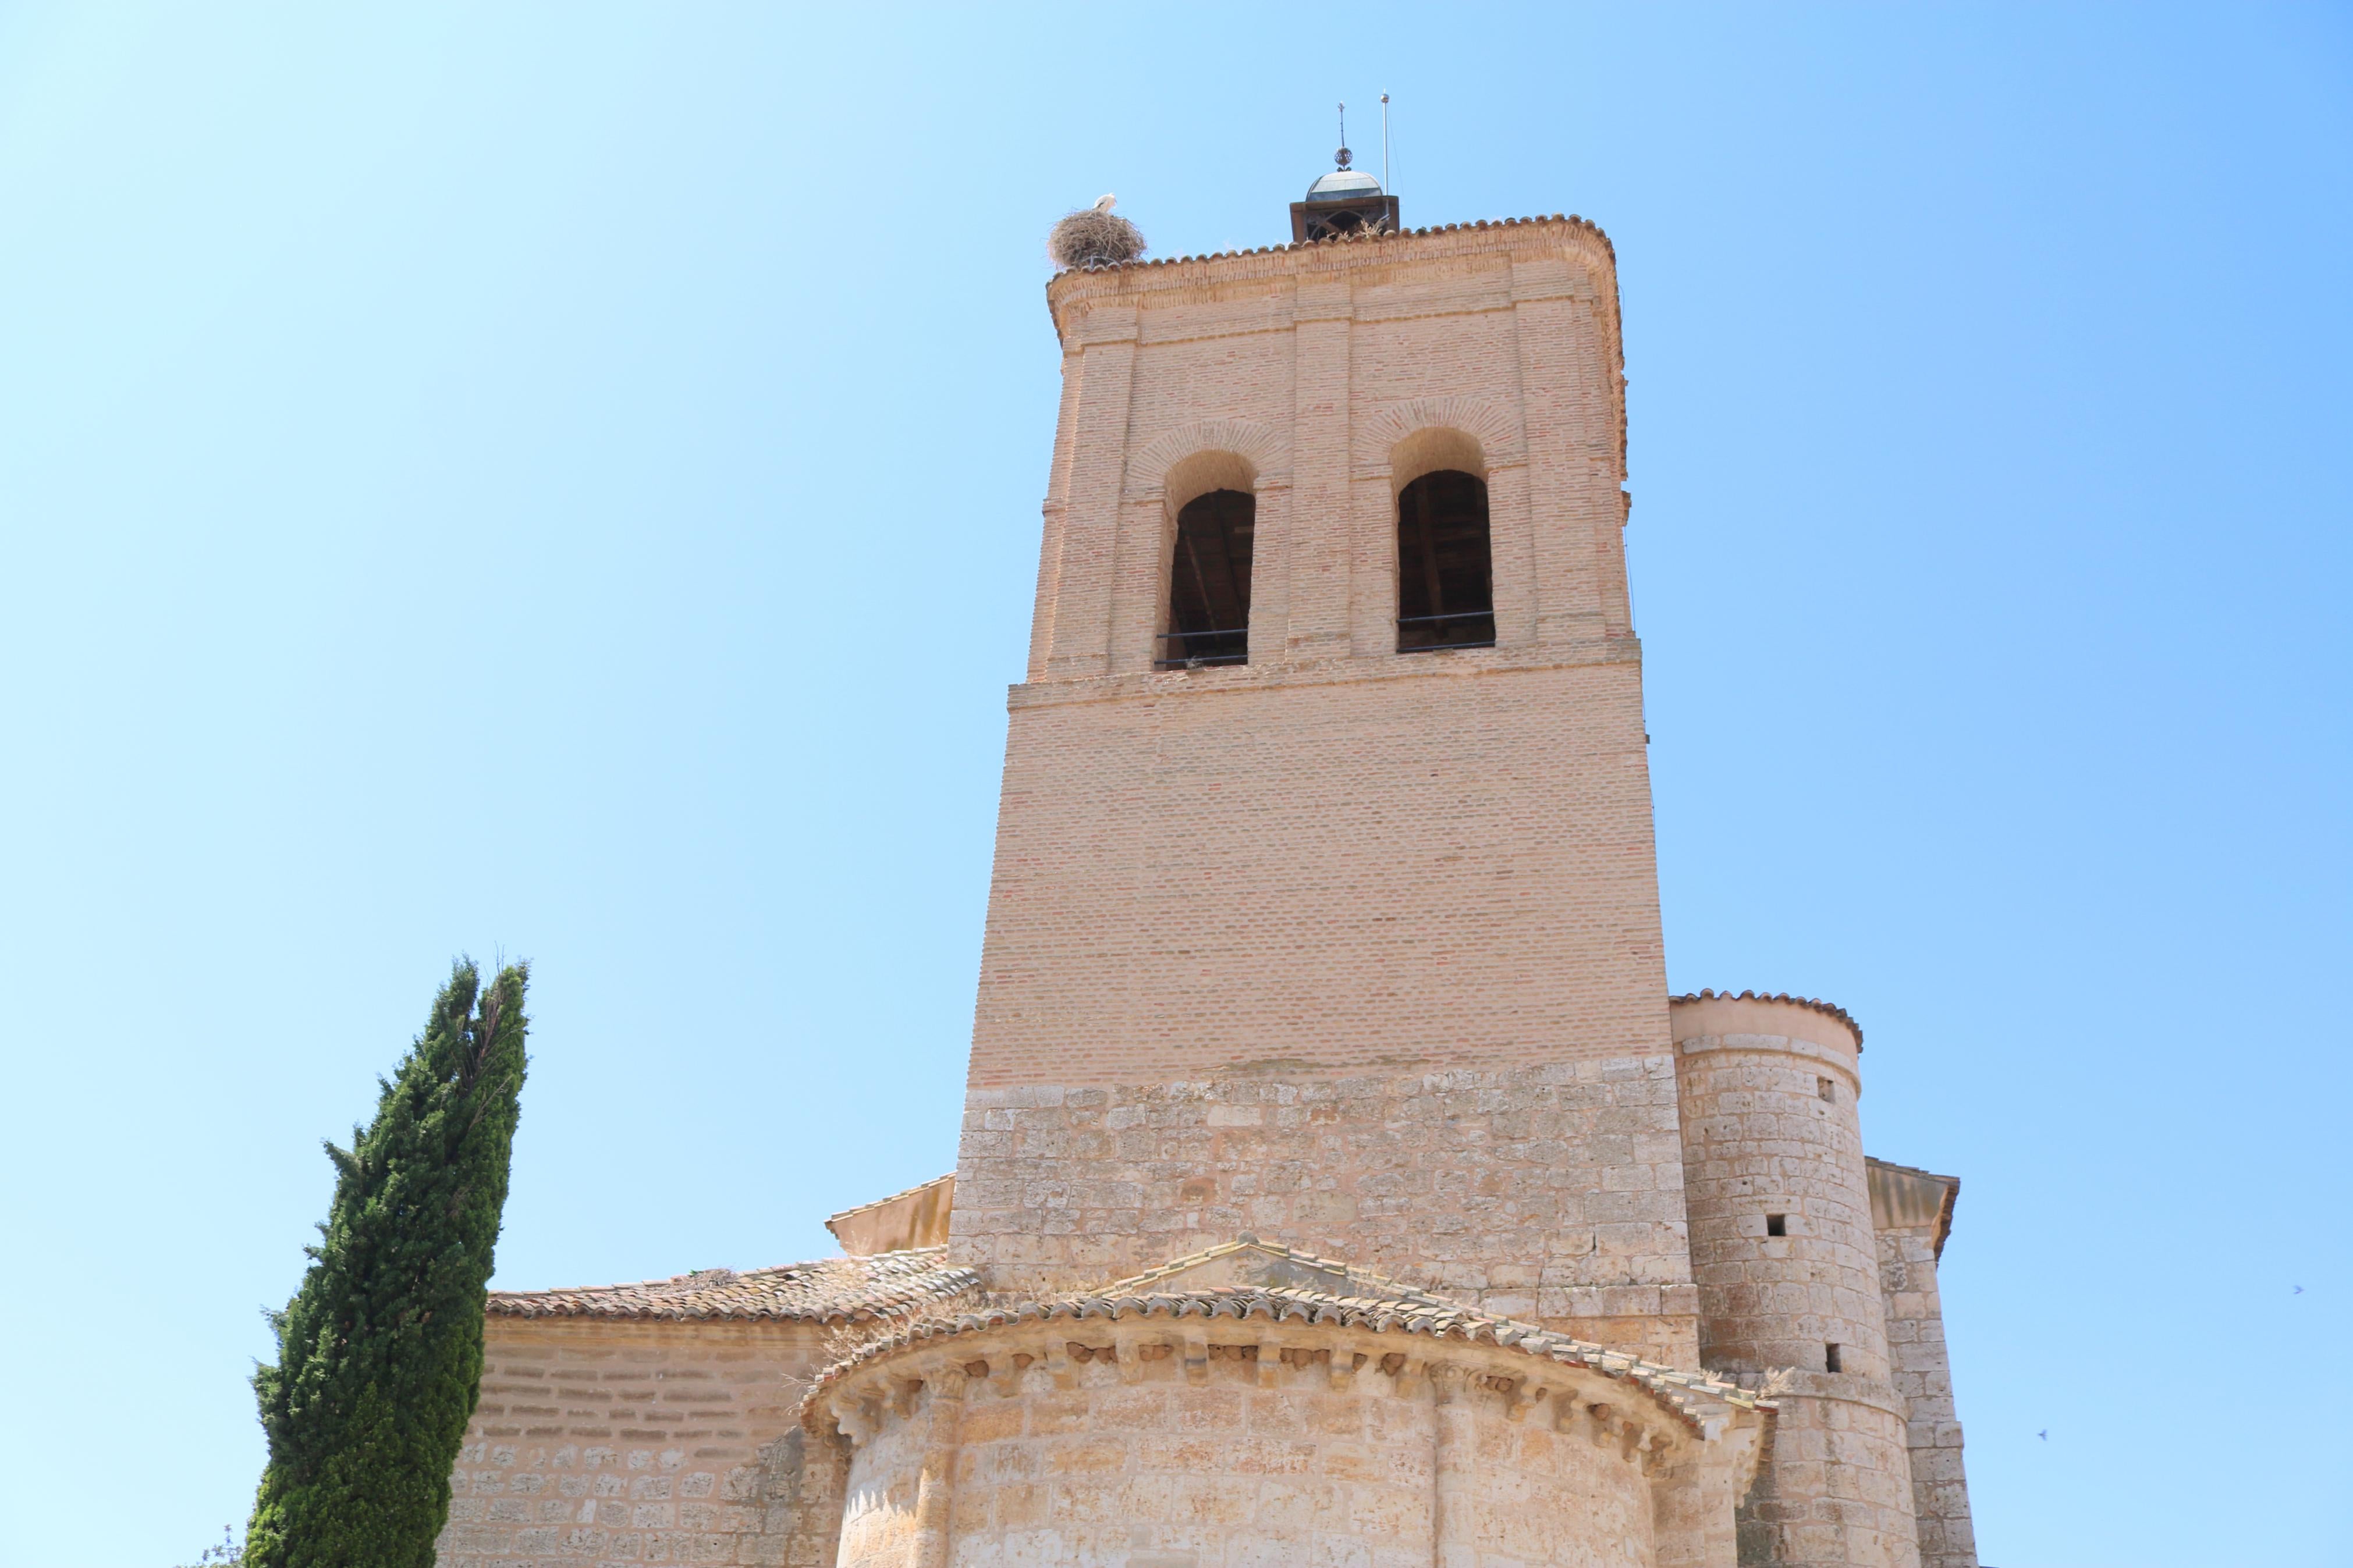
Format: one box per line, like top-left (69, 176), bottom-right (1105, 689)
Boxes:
top-left (1159, 488), bottom-right (1255, 667)
top-left (1395, 470), bottom-right (1495, 651)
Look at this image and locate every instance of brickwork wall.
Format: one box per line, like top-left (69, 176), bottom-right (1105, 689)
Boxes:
top-left (971, 657), bottom-right (1663, 1091)
top-left (949, 1059), bottom-right (1698, 1365)
top-left (1874, 1225), bottom-right (1975, 1568)
top-left (986, 222), bottom-right (1653, 1085)
top-left (1030, 224), bottom-right (1631, 686)
top-left (435, 1317), bottom-right (828, 1568)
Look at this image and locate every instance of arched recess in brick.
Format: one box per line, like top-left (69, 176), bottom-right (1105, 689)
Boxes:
top-left (1124, 418), bottom-right (1290, 503)
top-left (1357, 397), bottom-right (1525, 486)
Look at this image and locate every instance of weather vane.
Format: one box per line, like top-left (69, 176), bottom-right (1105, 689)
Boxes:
top-left (1336, 102), bottom-right (1351, 169)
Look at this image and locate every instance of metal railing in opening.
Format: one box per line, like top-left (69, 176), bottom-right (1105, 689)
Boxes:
top-left (1396, 610), bottom-right (1497, 652)
top-left (1155, 627), bottom-right (1248, 669)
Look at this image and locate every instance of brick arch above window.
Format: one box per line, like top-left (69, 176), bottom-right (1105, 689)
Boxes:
top-left (1123, 418), bottom-right (1290, 503)
top-left (1355, 396), bottom-right (1525, 484)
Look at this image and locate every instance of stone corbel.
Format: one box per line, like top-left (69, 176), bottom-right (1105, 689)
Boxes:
top-left (1581, 1402), bottom-right (1614, 1448)
top-left (1617, 1418), bottom-right (1645, 1464)
top-left (827, 1391), bottom-right (881, 1447)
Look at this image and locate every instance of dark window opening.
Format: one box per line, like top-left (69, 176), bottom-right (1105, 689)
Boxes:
top-left (1396, 470), bottom-right (1495, 651)
top-left (1765, 1213), bottom-right (1787, 1238)
top-left (1818, 1076), bottom-right (1836, 1103)
top-left (1825, 1343), bottom-right (1843, 1374)
top-left (1159, 488), bottom-right (1255, 668)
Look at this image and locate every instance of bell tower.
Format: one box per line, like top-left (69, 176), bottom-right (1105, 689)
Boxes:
top-left (948, 184), bottom-right (1695, 1364)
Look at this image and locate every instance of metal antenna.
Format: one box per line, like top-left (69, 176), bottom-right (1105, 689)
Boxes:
top-left (1380, 93), bottom-right (1392, 194)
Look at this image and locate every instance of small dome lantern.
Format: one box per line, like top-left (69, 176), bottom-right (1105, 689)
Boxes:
top-left (1290, 118), bottom-right (1399, 242)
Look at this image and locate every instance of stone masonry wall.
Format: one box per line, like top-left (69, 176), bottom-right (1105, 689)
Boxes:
top-left (825, 1327), bottom-right (1684, 1568)
top-left (949, 1058), bottom-right (1699, 1366)
top-left (1730, 1377), bottom-right (1920, 1568)
top-left (1871, 1197), bottom-right (1976, 1568)
top-left (435, 1317), bottom-right (829, 1568)
top-left (1673, 1030), bottom-right (1886, 1382)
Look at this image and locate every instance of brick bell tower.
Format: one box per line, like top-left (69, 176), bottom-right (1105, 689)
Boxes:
top-left (944, 172), bottom-right (1698, 1366)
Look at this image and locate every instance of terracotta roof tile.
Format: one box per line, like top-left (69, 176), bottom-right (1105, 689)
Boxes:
top-left (1670, 988), bottom-right (1864, 1048)
top-left (802, 1254), bottom-right (1764, 1431)
top-left (1049, 212), bottom-right (1614, 276)
top-left (488, 1246), bottom-right (980, 1323)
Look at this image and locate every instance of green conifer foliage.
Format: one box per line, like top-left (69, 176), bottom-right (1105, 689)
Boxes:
top-left (244, 959), bottom-right (529, 1568)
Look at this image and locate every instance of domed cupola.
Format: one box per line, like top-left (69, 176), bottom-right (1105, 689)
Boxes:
top-left (1290, 122), bottom-right (1400, 241)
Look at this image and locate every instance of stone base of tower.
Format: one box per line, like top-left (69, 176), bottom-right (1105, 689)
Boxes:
top-left (949, 1058), bottom-right (1701, 1368)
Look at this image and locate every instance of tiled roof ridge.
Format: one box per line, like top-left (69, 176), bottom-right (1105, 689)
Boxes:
top-left (800, 1280), bottom-right (1764, 1432)
top-left (1864, 1156), bottom-right (1963, 1260)
top-left (488, 1246), bottom-right (981, 1323)
top-left (1670, 988), bottom-right (1863, 1048)
top-left (826, 1172), bottom-right (953, 1224)
top-left (1049, 211), bottom-right (1614, 277)
top-left (1863, 1155), bottom-right (1957, 1185)
top-left (1105, 1235), bottom-right (1461, 1310)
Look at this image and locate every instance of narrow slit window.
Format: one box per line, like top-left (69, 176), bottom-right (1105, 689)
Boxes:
top-left (1765, 1213), bottom-right (1787, 1237)
top-left (1396, 470), bottom-right (1495, 651)
top-left (1159, 488), bottom-right (1255, 668)
top-left (1825, 1343), bottom-right (1843, 1374)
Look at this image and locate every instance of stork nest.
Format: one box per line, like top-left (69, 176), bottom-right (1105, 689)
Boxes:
top-left (1048, 207), bottom-right (1146, 271)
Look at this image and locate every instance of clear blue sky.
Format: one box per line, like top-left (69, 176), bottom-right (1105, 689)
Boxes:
top-left (1, 5), bottom-right (2344, 1564)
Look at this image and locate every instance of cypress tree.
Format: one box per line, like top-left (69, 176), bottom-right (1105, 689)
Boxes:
top-left (244, 959), bottom-right (530, 1568)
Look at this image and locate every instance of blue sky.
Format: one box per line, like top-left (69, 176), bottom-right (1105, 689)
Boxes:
top-left (1, 5), bottom-right (2345, 1564)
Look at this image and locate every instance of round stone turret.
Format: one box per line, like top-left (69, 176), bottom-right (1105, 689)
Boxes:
top-left (1672, 990), bottom-right (1886, 1379)
top-left (1672, 990), bottom-right (1921, 1567)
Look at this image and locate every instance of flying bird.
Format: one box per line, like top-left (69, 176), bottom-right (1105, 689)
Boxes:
top-left (2294, 1284), bottom-right (2305, 1294)
top-left (1094, 194), bottom-right (1117, 212)
top-left (2038, 1429), bottom-right (2048, 1441)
